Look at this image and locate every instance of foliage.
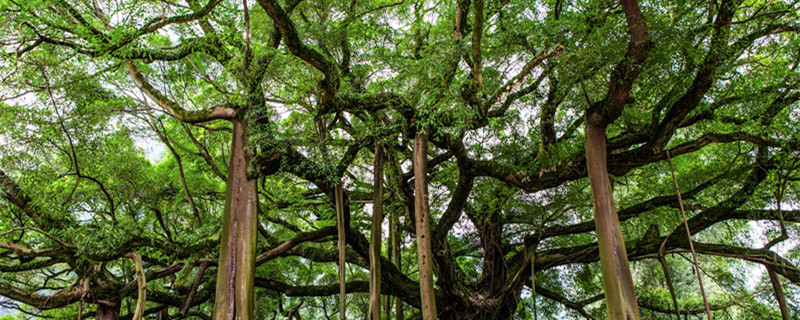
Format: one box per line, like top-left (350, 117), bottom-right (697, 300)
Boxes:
top-left (1, 0), bottom-right (799, 319)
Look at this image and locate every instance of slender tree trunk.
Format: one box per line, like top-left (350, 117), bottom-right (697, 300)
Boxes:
top-left (658, 256), bottom-right (680, 320)
top-left (213, 119), bottom-right (259, 320)
top-left (156, 308), bottom-right (170, 320)
top-left (387, 148), bottom-right (404, 320)
top-left (126, 252), bottom-right (146, 320)
top-left (384, 199), bottom-right (393, 318)
top-left (413, 126), bottom-right (438, 320)
top-left (767, 267), bottom-right (791, 320)
top-left (369, 143), bottom-right (385, 320)
top-left (584, 122), bottom-right (640, 320)
top-left (335, 186), bottom-right (347, 320)
top-left (393, 197), bottom-right (403, 320)
top-left (530, 247), bottom-right (537, 320)
top-left (666, 150), bottom-right (711, 320)
top-left (181, 262), bottom-right (209, 315)
top-left (384, 247), bottom-right (392, 317)
top-left (96, 302), bottom-right (120, 320)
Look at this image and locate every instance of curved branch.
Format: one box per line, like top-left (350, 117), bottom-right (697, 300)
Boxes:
top-left (126, 62), bottom-right (235, 123)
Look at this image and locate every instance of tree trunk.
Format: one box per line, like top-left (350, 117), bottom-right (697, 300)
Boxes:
top-left (388, 148), bottom-right (404, 320)
top-left (413, 126), bottom-right (438, 320)
top-left (658, 256), bottom-right (680, 320)
top-left (394, 215), bottom-right (404, 320)
top-left (391, 191), bottom-right (403, 320)
top-left (156, 308), bottom-right (170, 320)
top-left (213, 119), bottom-right (259, 320)
top-left (767, 267), bottom-right (791, 320)
top-left (584, 122), bottom-right (640, 320)
top-left (335, 186), bottom-right (347, 320)
top-left (369, 143), bottom-right (385, 320)
top-left (96, 302), bottom-right (121, 320)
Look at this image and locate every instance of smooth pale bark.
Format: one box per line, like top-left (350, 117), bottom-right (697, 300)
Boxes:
top-left (584, 123), bottom-right (640, 320)
top-left (125, 252), bottom-right (145, 320)
top-left (335, 186), bottom-right (347, 320)
top-left (96, 303), bottom-right (120, 320)
top-left (767, 267), bottom-right (791, 320)
top-left (213, 120), bottom-right (258, 320)
top-left (413, 126), bottom-right (438, 320)
top-left (369, 143), bottom-right (385, 320)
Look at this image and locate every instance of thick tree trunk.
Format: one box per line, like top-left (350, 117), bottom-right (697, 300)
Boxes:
top-left (413, 126), bottom-right (438, 320)
top-left (213, 119), bottom-right (259, 320)
top-left (584, 122), bottom-right (640, 320)
top-left (96, 302), bottom-right (121, 320)
top-left (369, 143), bottom-right (385, 320)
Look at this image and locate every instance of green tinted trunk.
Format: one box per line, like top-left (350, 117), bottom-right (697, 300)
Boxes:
top-left (213, 120), bottom-right (258, 320)
top-left (585, 123), bottom-right (640, 320)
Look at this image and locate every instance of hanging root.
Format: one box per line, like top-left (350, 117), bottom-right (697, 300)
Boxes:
top-left (125, 252), bottom-right (146, 320)
top-left (666, 150), bottom-right (711, 320)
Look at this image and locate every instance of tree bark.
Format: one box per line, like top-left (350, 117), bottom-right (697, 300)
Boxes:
top-left (336, 186), bottom-right (347, 320)
top-left (369, 143), bottom-right (385, 320)
top-left (156, 308), bottom-right (170, 320)
top-left (393, 219), bottom-right (403, 320)
top-left (125, 252), bottom-right (146, 320)
top-left (413, 126), bottom-right (438, 320)
top-left (390, 174), bottom-right (404, 320)
top-left (658, 256), bottom-right (680, 320)
top-left (584, 122), bottom-right (640, 320)
top-left (213, 119), bottom-right (259, 320)
top-left (767, 267), bottom-right (790, 320)
top-left (96, 302), bottom-right (121, 320)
